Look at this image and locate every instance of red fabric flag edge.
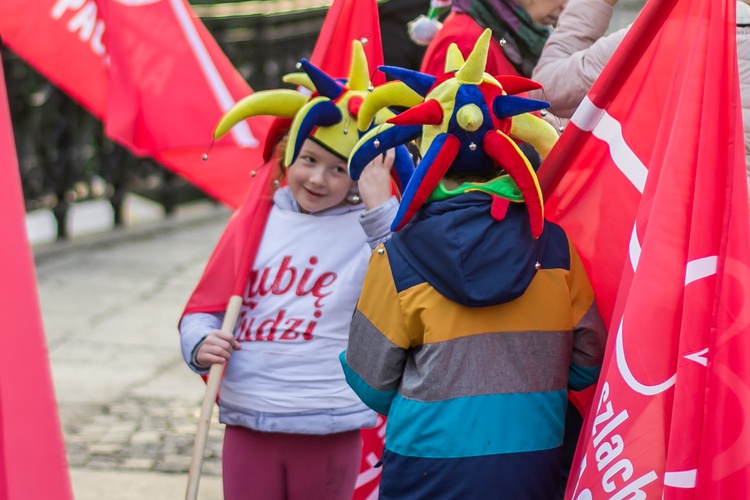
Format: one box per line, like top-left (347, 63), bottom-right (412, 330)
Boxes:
top-left (0, 47), bottom-right (73, 500)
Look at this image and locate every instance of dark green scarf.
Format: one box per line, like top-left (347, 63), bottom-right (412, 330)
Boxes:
top-left (452, 0), bottom-right (551, 77)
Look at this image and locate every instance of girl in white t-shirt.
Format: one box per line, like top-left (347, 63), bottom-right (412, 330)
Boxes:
top-left (179, 41), bottom-right (406, 500)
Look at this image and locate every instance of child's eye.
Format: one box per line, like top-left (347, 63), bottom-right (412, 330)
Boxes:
top-left (300, 155), bottom-right (316, 164)
top-left (333, 166), bottom-right (347, 175)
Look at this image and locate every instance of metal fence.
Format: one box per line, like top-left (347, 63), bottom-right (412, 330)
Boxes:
top-left (194, 0), bottom-right (329, 90)
top-left (3, 50), bottom-right (193, 239)
top-left (4, 0), bottom-right (328, 240)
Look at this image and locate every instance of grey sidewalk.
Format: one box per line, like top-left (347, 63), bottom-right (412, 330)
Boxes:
top-left (34, 200), bottom-right (232, 500)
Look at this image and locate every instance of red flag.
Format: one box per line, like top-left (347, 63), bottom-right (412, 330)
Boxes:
top-left (0, 48), bottom-right (73, 500)
top-left (539, 0), bottom-right (750, 497)
top-left (310, 0), bottom-right (384, 85)
top-left (182, 2), bottom-right (387, 498)
top-left (183, 159), bottom-right (280, 314)
top-left (0, 0), bottom-right (270, 208)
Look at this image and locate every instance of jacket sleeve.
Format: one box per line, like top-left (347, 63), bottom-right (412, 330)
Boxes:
top-left (180, 312), bottom-right (223, 374)
top-left (341, 244), bottom-right (410, 415)
top-left (566, 239), bottom-right (608, 391)
top-left (531, 0), bottom-right (627, 118)
top-left (359, 196), bottom-right (398, 250)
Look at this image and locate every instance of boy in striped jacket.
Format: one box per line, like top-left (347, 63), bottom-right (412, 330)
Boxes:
top-left (341, 29), bottom-right (607, 499)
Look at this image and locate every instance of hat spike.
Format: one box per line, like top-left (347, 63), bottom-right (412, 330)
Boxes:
top-left (387, 99), bottom-right (444, 127)
top-left (492, 95), bottom-right (550, 120)
top-left (444, 43), bottom-right (465, 73)
top-left (348, 40), bottom-right (371, 91)
top-left (357, 81), bottom-right (424, 131)
top-left (494, 75), bottom-right (543, 95)
top-left (455, 29), bottom-right (492, 84)
top-left (391, 133), bottom-right (461, 231)
top-left (300, 59), bottom-right (345, 100)
top-left (379, 66), bottom-right (436, 96)
top-left (508, 113), bottom-right (559, 160)
top-left (391, 144), bottom-right (416, 195)
top-left (285, 97), bottom-right (342, 166)
top-left (213, 90), bottom-right (308, 140)
top-left (348, 123), bottom-right (422, 180)
top-left (283, 72), bottom-right (315, 92)
top-left (483, 130), bottom-right (544, 238)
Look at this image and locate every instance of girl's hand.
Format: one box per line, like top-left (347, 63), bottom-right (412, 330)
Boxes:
top-left (358, 149), bottom-right (395, 210)
top-left (195, 329), bottom-right (241, 368)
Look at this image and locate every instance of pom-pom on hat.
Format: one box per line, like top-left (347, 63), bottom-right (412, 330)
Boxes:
top-left (349, 28), bottom-right (559, 235)
top-left (408, 0), bottom-right (452, 46)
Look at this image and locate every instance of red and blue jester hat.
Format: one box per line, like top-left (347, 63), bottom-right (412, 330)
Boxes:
top-left (349, 28), bottom-right (559, 235)
top-left (211, 39), bottom-right (414, 192)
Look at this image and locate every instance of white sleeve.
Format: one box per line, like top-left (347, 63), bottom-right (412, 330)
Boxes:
top-left (359, 196), bottom-right (399, 249)
top-left (179, 312), bottom-right (224, 374)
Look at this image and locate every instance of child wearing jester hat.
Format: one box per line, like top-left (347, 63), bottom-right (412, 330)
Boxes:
top-left (179, 41), bottom-right (413, 500)
top-left (341, 30), bottom-right (607, 498)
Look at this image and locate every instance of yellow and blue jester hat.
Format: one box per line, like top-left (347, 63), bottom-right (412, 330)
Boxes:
top-left (349, 29), bottom-right (559, 235)
top-left (211, 40), bottom-right (414, 191)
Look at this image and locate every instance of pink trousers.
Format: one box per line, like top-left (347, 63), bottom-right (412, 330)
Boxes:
top-left (222, 425), bottom-right (362, 500)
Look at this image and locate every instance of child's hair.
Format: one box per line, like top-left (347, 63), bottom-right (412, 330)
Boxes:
top-left (274, 134), bottom-right (290, 174)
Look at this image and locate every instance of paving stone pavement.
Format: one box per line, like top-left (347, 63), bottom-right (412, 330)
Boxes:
top-left (33, 202), bottom-right (231, 499)
top-left (60, 397), bottom-right (223, 476)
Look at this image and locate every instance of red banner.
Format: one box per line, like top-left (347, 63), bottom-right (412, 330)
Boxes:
top-left (0, 0), bottom-right (271, 208)
top-left (311, 0), bottom-right (384, 86)
top-left (0, 48), bottom-right (73, 500)
top-left (540, 0), bottom-right (750, 498)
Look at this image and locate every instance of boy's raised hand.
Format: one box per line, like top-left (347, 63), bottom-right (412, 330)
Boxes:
top-left (358, 148), bottom-right (395, 210)
top-left (195, 329), bottom-right (241, 368)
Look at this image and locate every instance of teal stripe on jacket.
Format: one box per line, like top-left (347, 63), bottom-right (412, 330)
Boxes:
top-left (385, 390), bottom-right (568, 459)
top-left (340, 352), bottom-right (396, 415)
top-left (569, 364), bottom-right (602, 392)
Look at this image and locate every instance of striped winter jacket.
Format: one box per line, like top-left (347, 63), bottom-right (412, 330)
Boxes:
top-left (341, 192), bottom-right (607, 499)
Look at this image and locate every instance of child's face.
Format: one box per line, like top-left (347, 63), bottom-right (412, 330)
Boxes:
top-left (287, 139), bottom-right (355, 213)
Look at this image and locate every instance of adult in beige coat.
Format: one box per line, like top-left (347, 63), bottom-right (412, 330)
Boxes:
top-left (531, 0), bottom-right (750, 188)
top-left (531, 0), bottom-right (625, 119)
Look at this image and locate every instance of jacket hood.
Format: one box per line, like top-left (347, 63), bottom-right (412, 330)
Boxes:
top-left (389, 192), bottom-right (542, 307)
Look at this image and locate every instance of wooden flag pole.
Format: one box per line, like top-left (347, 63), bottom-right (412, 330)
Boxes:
top-left (185, 295), bottom-right (243, 500)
